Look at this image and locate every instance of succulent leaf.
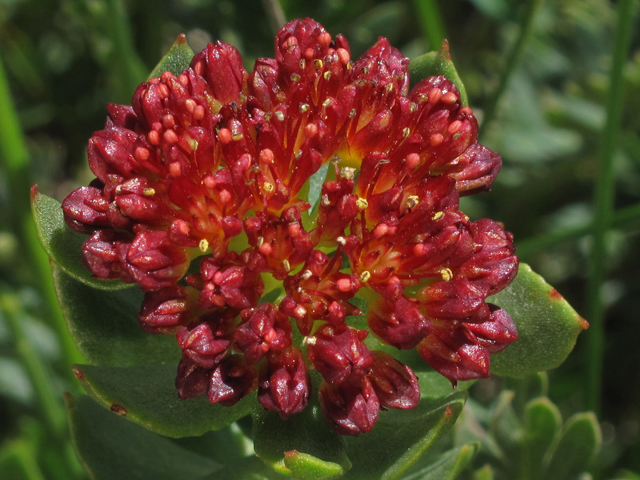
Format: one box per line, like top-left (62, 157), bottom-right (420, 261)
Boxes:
top-left (53, 266), bottom-right (179, 366)
top-left (148, 34), bottom-right (195, 79)
top-left (73, 364), bottom-right (252, 438)
top-left (31, 188), bottom-right (131, 290)
top-left (66, 394), bottom-right (222, 479)
top-left (489, 264), bottom-right (588, 377)
top-left (402, 443), bottom-right (479, 480)
top-left (342, 391), bottom-right (467, 480)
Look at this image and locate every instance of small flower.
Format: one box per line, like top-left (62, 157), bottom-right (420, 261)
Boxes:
top-left (63, 18), bottom-right (518, 435)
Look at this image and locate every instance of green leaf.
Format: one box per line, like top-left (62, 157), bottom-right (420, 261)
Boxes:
top-left (417, 371), bottom-right (474, 400)
top-left (543, 413), bottom-right (601, 480)
top-left (74, 363), bottom-right (253, 438)
top-left (409, 42), bottom-right (468, 106)
top-left (403, 443), bottom-right (479, 480)
top-left (488, 391), bottom-right (523, 473)
top-left (53, 267), bottom-right (180, 367)
top-left (489, 263), bottom-right (588, 378)
top-left (307, 162), bottom-right (330, 213)
top-left (31, 189), bottom-right (131, 291)
top-left (471, 465), bottom-right (495, 480)
top-left (170, 424), bottom-right (252, 466)
top-left (66, 394), bottom-right (221, 480)
top-left (342, 391), bottom-right (467, 480)
top-left (522, 397), bottom-right (561, 480)
top-left (148, 34), bottom-right (195, 79)
top-left (252, 373), bottom-right (351, 479)
top-left (201, 456), bottom-right (292, 480)
top-left (453, 403), bottom-right (505, 463)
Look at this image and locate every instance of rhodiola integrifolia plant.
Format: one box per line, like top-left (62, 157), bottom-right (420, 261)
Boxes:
top-left (60, 18), bottom-right (518, 436)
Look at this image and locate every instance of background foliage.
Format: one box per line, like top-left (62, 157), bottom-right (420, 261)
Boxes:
top-left (1, 0), bottom-right (639, 478)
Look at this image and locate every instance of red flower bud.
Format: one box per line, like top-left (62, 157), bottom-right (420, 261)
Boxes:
top-left (306, 324), bottom-right (373, 385)
top-left (176, 314), bottom-right (233, 369)
top-left (368, 296), bottom-right (432, 350)
top-left (81, 230), bottom-right (132, 282)
top-left (124, 230), bottom-right (189, 291)
top-left (138, 285), bottom-right (191, 334)
top-left (319, 377), bottom-right (380, 436)
top-left (368, 352), bottom-right (420, 409)
top-left (176, 357), bottom-right (210, 400)
top-left (62, 186), bottom-right (110, 233)
top-left (258, 348), bottom-right (310, 419)
top-left (235, 303), bottom-right (292, 364)
top-left (208, 355), bottom-right (258, 406)
top-left (465, 305), bottom-right (517, 354)
top-left (417, 325), bottom-right (491, 383)
top-left (190, 41), bottom-right (247, 105)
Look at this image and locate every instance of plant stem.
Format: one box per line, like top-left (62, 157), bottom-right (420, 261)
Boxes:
top-left (585, 0), bottom-right (638, 416)
top-left (515, 203), bottom-right (640, 260)
top-left (0, 55), bottom-right (84, 371)
top-left (0, 290), bottom-right (81, 478)
top-left (105, 0), bottom-right (147, 97)
top-left (412, 0), bottom-right (446, 50)
top-left (479, 0), bottom-right (544, 140)
top-left (261, 0), bottom-right (286, 34)
top-left (0, 438), bottom-right (47, 480)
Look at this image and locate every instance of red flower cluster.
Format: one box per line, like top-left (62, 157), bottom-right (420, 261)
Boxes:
top-left (62, 18), bottom-right (518, 436)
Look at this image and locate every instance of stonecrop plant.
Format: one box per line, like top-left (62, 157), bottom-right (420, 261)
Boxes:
top-left (28, 14), bottom-right (592, 480)
top-left (60, 18), bottom-right (517, 435)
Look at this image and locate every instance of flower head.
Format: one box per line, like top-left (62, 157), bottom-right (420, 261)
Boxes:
top-left (62, 18), bottom-right (517, 435)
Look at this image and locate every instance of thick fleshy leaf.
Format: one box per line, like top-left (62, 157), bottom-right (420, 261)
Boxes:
top-left (170, 424), bottom-right (252, 466)
top-left (489, 391), bottom-right (523, 465)
top-left (252, 373), bottom-right (351, 479)
top-left (409, 41), bottom-right (468, 106)
top-left (200, 456), bottom-right (291, 480)
top-left (31, 189), bottom-right (131, 291)
top-left (453, 401), bottom-right (505, 463)
top-left (418, 371), bottom-right (474, 400)
top-left (544, 413), bottom-right (601, 480)
top-left (74, 363), bottom-right (253, 438)
top-left (402, 444), bottom-right (479, 480)
top-left (148, 34), bottom-right (195, 79)
top-left (342, 391), bottom-right (467, 480)
top-left (307, 162), bottom-right (330, 213)
top-left (53, 267), bottom-right (179, 366)
top-left (472, 465), bottom-right (495, 480)
top-left (522, 397), bottom-right (561, 480)
top-left (66, 394), bottom-right (221, 480)
top-left (488, 263), bottom-right (588, 377)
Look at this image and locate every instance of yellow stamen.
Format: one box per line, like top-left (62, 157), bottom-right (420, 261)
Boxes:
top-left (440, 268), bottom-right (453, 281)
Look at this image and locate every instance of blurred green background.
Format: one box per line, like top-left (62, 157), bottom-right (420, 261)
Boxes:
top-left (1, 0), bottom-right (639, 478)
